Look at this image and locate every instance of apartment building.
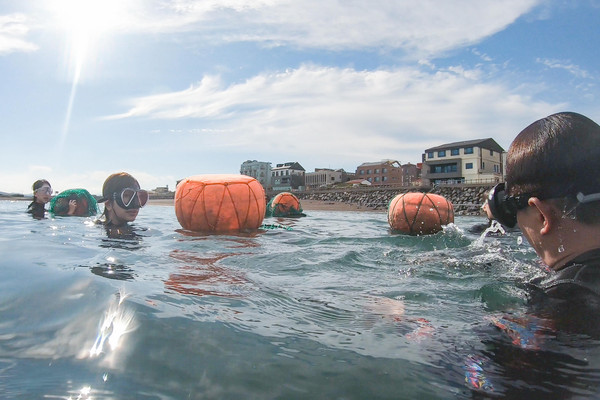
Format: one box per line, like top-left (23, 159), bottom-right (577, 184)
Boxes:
top-left (240, 160), bottom-right (272, 189)
top-left (421, 138), bottom-right (504, 185)
top-left (271, 162), bottom-right (305, 191)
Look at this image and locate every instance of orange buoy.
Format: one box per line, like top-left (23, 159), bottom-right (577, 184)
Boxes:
top-left (175, 174), bottom-right (266, 232)
top-left (266, 192), bottom-right (305, 217)
top-left (387, 192), bottom-right (454, 235)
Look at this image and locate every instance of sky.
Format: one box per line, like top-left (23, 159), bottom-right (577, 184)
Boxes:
top-left (1, 0), bottom-right (599, 195)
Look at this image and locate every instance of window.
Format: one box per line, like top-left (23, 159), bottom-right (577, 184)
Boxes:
top-left (375, 177), bottom-right (380, 182)
top-left (382, 176), bottom-right (387, 181)
top-left (494, 164), bottom-right (499, 173)
top-left (382, 168), bottom-right (387, 173)
top-left (438, 150), bottom-right (446, 157)
top-left (359, 170), bottom-right (364, 175)
top-left (451, 149), bottom-right (459, 156)
top-left (464, 147), bottom-right (474, 154)
top-left (367, 169), bottom-right (372, 174)
top-left (481, 162), bottom-right (485, 169)
top-left (367, 177), bottom-right (372, 182)
top-left (490, 150), bottom-right (494, 156)
top-left (430, 163), bottom-right (457, 173)
top-left (375, 169), bottom-right (379, 173)
top-left (466, 163), bottom-right (473, 169)
top-left (427, 152), bottom-right (434, 159)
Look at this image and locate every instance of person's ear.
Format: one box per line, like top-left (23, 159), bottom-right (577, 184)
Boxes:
top-left (528, 197), bottom-right (558, 235)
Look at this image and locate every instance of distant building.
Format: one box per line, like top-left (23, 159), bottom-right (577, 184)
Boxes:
top-left (305, 168), bottom-right (351, 189)
top-left (421, 138), bottom-right (505, 185)
top-left (240, 160), bottom-right (272, 189)
top-left (401, 162), bottom-right (420, 186)
top-left (355, 160), bottom-right (404, 186)
top-left (152, 185), bottom-right (170, 194)
top-left (271, 162), bottom-right (305, 191)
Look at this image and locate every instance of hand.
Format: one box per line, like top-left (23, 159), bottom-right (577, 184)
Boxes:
top-left (68, 199), bottom-right (77, 215)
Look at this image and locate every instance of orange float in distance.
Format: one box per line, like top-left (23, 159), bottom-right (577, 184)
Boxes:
top-left (175, 174), bottom-right (266, 233)
top-left (387, 192), bottom-right (454, 235)
top-left (266, 192), bottom-right (305, 217)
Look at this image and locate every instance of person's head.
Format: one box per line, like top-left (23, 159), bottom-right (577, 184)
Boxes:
top-left (490, 112), bottom-right (600, 268)
top-left (99, 172), bottom-right (148, 226)
top-left (32, 179), bottom-right (52, 204)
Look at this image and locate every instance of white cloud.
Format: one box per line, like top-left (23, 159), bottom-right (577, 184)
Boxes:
top-left (35, 0), bottom-right (539, 56)
top-left (536, 58), bottom-right (592, 79)
top-left (0, 13), bottom-right (38, 55)
top-left (107, 64), bottom-right (563, 166)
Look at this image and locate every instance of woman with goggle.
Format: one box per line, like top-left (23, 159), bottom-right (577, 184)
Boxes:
top-left (27, 179), bottom-right (52, 219)
top-left (98, 172), bottom-right (148, 227)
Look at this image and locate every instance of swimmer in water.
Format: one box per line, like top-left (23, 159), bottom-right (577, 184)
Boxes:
top-left (97, 172), bottom-right (148, 227)
top-left (27, 179), bottom-right (52, 219)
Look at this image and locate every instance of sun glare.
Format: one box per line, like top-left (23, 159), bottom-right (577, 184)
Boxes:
top-left (43, 0), bottom-right (133, 154)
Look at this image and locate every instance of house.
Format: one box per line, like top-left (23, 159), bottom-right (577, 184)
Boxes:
top-left (355, 160), bottom-right (403, 186)
top-left (240, 160), bottom-right (272, 189)
top-left (305, 168), bottom-right (351, 189)
top-left (421, 138), bottom-right (505, 185)
top-left (271, 162), bottom-right (305, 191)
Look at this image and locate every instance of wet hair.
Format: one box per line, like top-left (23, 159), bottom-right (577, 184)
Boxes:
top-left (32, 179), bottom-right (50, 192)
top-left (506, 112), bottom-right (600, 224)
top-left (100, 172), bottom-right (140, 202)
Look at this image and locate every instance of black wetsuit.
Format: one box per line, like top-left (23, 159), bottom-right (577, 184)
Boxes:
top-left (26, 201), bottom-right (46, 219)
top-left (466, 250), bottom-right (600, 398)
top-left (527, 248), bottom-right (600, 335)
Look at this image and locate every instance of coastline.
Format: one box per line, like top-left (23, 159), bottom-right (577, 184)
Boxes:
top-left (146, 198), bottom-right (380, 212)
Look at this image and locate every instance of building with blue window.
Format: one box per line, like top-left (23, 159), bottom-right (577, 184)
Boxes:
top-left (421, 138), bottom-right (505, 185)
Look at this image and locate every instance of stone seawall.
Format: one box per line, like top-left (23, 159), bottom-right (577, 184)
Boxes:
top-left (296, 185), bottom-right (494, 215)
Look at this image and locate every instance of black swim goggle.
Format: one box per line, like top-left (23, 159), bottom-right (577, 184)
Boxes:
top-left (112, 188), bottom-right (149, 209)
top-left (487, 183), bottom-right (531, 228)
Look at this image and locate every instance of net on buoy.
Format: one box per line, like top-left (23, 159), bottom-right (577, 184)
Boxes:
top-left (49, 188), bottom-right (98, 217)
top-left (266, 192), bottom-right (306, 217)
top-left (387, 192), bottom-right (454, 235)
top-left (175, 174), bottom-right (266, 233)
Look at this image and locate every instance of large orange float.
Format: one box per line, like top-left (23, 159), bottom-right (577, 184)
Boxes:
top-left (266, 192), bottom-right (306, 217)
top-left (387, 192), bottom-right (454, 235)
top-left (175, 174), bottom-right (266, 232)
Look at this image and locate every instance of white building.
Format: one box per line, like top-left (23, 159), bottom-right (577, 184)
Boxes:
top-left (240, 160), bottom-right (272, 189)
top-left (421, 138), bottom-right (505, 185)
top-left (305, 168), bottom-right (349, 189)
top-left (271, 162), bottom-right (305, 191)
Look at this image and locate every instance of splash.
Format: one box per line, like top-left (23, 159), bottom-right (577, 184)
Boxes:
top-left (474, 220), bottom-right (505, 246)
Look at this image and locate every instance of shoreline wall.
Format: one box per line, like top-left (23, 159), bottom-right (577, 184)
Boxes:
top-left (295, 185), bottom-right (494, 215)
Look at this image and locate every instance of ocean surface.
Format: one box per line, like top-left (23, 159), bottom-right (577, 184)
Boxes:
top-left (1, 199), bottom-right (599, 399)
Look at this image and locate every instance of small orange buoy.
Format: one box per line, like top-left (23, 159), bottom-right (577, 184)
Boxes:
top-left (266, 192), bottom-right (306, 217)
top-left (175, 174), bottom-right (266, 232)
top-left (387, 192), bottom-right (454, 235)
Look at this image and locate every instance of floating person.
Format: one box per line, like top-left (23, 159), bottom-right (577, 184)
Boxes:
top-left (467, 112), bottom-right (600, 396)
top-left (488, 111), bottom-right (600, 322)
top-left (49, 188), bottom-right (98, 217)
top-left (265, 192), bottom-right (306, 218)
top-left (27, 179), bottom-right (52, 219)
top-left (97, 172), bottom-right (148, 227)
top-left (387, 191), bottom-right (454, 235)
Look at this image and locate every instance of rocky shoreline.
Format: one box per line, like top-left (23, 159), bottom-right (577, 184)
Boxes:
top-left (296, 185), bottom-right (493, 215)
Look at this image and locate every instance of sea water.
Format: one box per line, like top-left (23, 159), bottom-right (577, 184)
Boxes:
top-left (0, 200), bottom-right (598, 399)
